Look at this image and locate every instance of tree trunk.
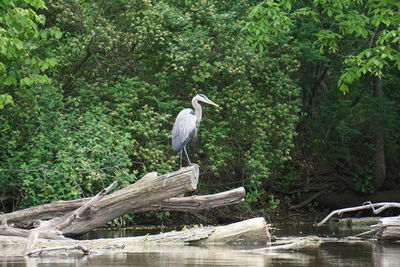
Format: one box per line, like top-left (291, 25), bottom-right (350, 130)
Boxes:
top-left (0, 187), bottom-right (245, 228)
top-left (59, 165), bottom-right (199, 236)
top-left (1, 218), bottom-right (271, 257)
top-left (372, 76), bottom-right (386, 191)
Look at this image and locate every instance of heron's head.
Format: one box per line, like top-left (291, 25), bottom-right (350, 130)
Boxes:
top-left (196, 94), bottom-right (219, 107)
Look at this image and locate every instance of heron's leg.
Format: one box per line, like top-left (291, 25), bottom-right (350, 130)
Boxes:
top-left (183, 146), bottom-right (192, 166)
top-left (179, 150), bottom-right (183, 169)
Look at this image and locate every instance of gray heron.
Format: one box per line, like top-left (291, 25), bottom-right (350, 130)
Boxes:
top-left (172, 94), bottom-right (219, 168)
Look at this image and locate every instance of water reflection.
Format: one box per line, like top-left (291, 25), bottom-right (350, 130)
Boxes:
top-left (374, 243), bottom-right (400, 267)
top-left (2, 242), bottom-right (400, 267)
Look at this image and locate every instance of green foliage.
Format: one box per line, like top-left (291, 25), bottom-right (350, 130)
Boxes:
top-left (246, 0), bottom-right (400, 92)
top-left (246, 0), bottom-right (400, 198)
top-left (268, 195), bottom-right (281, 210)
top-left (353, 171), bottom-right (374, 194)
top-left (313, 0), bottom-right (400, 93)
top-left (0, 0), bottom-right (301, 213)
top-left (0, 0), bottom-right (61, 108)
top-left (245, 0), bottom-right (294, 51)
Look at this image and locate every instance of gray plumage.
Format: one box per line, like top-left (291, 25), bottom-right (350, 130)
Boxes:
top-left (172, 94), bottom-right (218, 167)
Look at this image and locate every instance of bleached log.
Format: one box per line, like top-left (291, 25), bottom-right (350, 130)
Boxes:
top-left (0, 198), bottom-right (89, 228)
top-left (57, 165), bottom-right (199, 236)
top-left (203, 217), bottom-right (270, 244)
top-left (1, 187), bottom-right (244, 228)
top-left (0, 225), bottom-right (67, 240)
top-left (136, 187), bottom-right (246, 212)
top-left (130, 171), bottom-right (158, 187)
top-left (0, 217), bottom-right (270, 256)
top-left (0, 166), bottom-right (199, 238)
top-left (318, 202), bottom-right (400, 241)
top-left (0, 171), bottom-right (159, 227)
top-left (54, 181), bottom-right (118, 231)
top-left (374, 216), bottom-right (400, 241)
top-left (318, 202), bottom-right (400, 226)
top-left (250, 236), bottom-right (321, 252)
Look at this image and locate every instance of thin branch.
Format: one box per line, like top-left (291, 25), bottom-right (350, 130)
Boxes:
top-left (25, 245), bottom-right (90, 256)
top-left (55, 181), bottom-right (118, 231)
top-left (317, 202), bottom-right (400, 226)
top-left (352, 228), bottom-right (378, 238)
top-left (373, 203), bottom-right (400, 214)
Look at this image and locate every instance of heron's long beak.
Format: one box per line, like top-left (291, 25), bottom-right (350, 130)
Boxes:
top-left (206, 99), bottom-right (219, 107)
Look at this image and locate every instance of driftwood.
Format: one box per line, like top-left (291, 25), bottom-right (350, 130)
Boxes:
top-left (250, 236), bottom-right (321, 252)
top-left (25, 244), bottom-right (90, 256)
top-left (318, 201), bottom-right (400, 241)
top-left (374, 216), bottom-right (400, 241)
top-left (0, 225), bottom-right (66, 240)
top-left (0, 188), bottom-right (245, 228)
top-left (136, 187), bottom-right (246, 213)
top-left (62, 165), bottom-right (200, 236)
top-left (1, 166), bottom-right (199, 238)
top-left (0, 164), bottom-right (267, 257)
top-left (1, 217), bottom-right (271, 257)
top-left (317, 201), bottom-right (400, 226)
top-left (55, 181), bottom-right (118, 231)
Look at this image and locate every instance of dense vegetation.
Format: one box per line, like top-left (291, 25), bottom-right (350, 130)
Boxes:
top-left (1, 0), bottom-right (399, 222)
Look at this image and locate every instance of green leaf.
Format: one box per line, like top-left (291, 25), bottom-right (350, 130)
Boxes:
top-left (0, 93), bottom-right (13, 109)
top-left (191, 74), bottom-right (200, 81)
top-left (20, 77), bottom-right (33, 86)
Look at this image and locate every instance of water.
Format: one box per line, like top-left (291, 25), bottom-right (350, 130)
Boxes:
top-left (2, 222), bottom-right (400, 267)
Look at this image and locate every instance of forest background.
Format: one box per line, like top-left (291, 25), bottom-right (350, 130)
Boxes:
top-left (1, 0), bottom-right (399, 225)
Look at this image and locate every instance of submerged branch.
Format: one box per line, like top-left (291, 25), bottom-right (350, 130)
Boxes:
top-left (25, 245), bottom-right (90, 256)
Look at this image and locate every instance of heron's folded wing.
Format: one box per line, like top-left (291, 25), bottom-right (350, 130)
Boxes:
top-left (172, 109), bottom-right (197, 152)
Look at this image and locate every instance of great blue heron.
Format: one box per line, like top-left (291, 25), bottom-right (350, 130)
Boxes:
top-left (172, 94), bottom-right (218, 168)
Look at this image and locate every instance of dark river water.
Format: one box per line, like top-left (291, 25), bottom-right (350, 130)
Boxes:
top-left (2, 221), bottom-right (400, 266)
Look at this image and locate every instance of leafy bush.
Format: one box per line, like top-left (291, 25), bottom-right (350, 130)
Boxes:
top-left (1, 0), bottom-right (301, 213)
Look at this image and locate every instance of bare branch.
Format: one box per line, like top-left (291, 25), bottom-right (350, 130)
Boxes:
top-left (317, 202), bottom-right (400, 226)
top-left (54, 181), bottom-right (118, 231)
top-left (25, 245), bottom-right (90, 256)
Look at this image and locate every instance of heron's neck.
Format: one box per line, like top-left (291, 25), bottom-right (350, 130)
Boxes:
top-left (192, 97), bottom-right (202, 121)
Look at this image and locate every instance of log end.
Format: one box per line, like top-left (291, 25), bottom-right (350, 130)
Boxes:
top-left (204, 217), bottom-right (271, 244)
top-left (178, 164), bottom-right (199, 190)
top-left (191, 164), bottom-right (199, 190)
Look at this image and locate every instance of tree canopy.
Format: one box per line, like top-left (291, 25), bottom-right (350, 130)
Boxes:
top-left (1, 0), bottom-right (399, 219)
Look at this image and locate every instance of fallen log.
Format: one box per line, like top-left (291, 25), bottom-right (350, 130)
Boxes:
top-left (136, 187), bottom-right (246, 213)
top-left (374, 216), bottom-right (400, 241)
top-left (0, 162), bottom-right (256, 258)
top-left (51, 165), bottom-right (200, 236)
top-left (318, 201), bottom-right (400, 241)
top-left (1, 217), bottom-right (270, 257)
top-left (0, 225), bottom-right (66, 240)
top-left (54, 181), bottom-right (118, 231)
top-left (317, 201), bottom-right (400, 226)
top-left (0, 198), bottom-right (89, 228)
top-left (0, 172), bottom-right (160, 227)
top-left (1, 165), bottom-right (199, 237)
top-left (1, 185), bottom-right (245, 228)
top-left (203, 217), bottom-right (270, 244)
top-left (250, 236), bottom-right (321, 252)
